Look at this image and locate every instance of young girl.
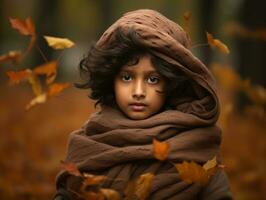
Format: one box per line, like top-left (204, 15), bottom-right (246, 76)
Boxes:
top-left (54, 9), bottom-right (232, 200)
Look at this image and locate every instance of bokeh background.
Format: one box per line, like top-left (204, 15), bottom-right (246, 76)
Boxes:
top-left (0, 0), bottom-right (265, 199)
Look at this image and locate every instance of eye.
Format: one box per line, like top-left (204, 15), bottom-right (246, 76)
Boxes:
top-left (147, 76), bottom-right (160, 84)
top-left (121, 74), bottom-right (132, 82)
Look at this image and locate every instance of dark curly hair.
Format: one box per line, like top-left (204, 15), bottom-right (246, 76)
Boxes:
top-left (75, 28), bottom-right (195, 109)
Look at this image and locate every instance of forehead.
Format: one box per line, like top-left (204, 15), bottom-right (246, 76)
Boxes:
top-left (121, 55), bottom-right (158, 73)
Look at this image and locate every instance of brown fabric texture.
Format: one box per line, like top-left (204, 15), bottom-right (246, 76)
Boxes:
top-left (55, 9), bottom-right (232, 200)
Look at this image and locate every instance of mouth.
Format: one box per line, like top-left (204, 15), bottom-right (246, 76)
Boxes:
top-left (129, 103), bottom-right (147, 111)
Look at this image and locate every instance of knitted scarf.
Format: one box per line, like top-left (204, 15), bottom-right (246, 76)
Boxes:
top-left (55, 9), bottom-right (232, 200)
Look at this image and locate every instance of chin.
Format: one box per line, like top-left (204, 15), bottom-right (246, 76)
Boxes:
top-left (127, 112), bottom-right (150, 120)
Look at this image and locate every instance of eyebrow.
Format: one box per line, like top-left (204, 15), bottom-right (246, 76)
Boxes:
top-left (120, 68), bottom-right (159, 74)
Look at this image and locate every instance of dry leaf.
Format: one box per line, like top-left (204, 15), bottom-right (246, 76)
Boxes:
top-left (83, 173), bottom-right (106, 186)
top-left (28, 73), bottom-right (43, 96)
top-left (82, 191), bottom-right (105, 200)
top-left (60, 160), bottom-right (82, 177)
top-left (175, 157), bottom-right (222, 186)
top-left (44, 35), bottom-right (75, 50)
top-left (183, 11), bottom-right (192, 22)
top-left (33, 61), bottom-right (57, 84)
top-left (0, 50), bottom-right (22, 64)
top-left (152, 139), bottom-right (169, 161)
top-left (206, 32), bottom-right (230, 54)
top-left (48, 83), bottom-right (71, 97)
top-left (100, 188), bottom-right (121, 200)
top-left (6, 69), bottom-right (31, 84)
top-left (26, 93), bottom-right (47, 110)
top-left (135, 173), bottom-right (154, 200)
top-left (9, 17), bottom-right (35, 36)
top-left (241, 80), bottom-right (266, 106)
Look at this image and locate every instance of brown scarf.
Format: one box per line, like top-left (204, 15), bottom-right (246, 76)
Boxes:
top-left (56, 9), bottom-right (232, 200)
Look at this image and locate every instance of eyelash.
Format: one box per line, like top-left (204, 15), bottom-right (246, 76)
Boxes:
top-left (120, 74), bottom-right (160, 84)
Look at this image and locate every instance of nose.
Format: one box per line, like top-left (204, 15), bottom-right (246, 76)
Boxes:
top-left (132, 79), bottom-right (146, 99)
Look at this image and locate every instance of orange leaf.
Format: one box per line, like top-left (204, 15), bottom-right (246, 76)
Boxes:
top-left (48, 83), bottom-right (71, 97)
top-left (175, 157), bottom-right (221, 186)
top-left (0, 50), bottom-right (22, 64)
top-left (9, 17), bottom-right (35, 36)
top-left (183, 11), bottom-right (192, 22)
top-left (100, 188), bottom-right (121, 200)
top-left (33, 61), bottom-right (58, 84)
top-left (82, 173), bottom-right (106, 186)
top-left (152, 139), bottom-right (169, 161)
top-left (6, 69), bottom-right (31, 84)
top-left (60, 160), bottom-right (82, 177)
top-left (206, 32), bottom-right (230, 54)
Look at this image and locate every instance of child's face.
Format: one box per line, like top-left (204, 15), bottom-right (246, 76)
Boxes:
top-left (114, 54), bottom-right (166, 120)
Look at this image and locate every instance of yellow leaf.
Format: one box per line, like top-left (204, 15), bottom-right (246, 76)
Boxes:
top-left (26, 93), bottom-right (47, 110)
top-left (206, 32), bottom-right (230, 54)
top-left (135, 173), bottom-right (154, 200)
top-left (48, 83), bottom-right (71, 97)
top-left (33, 61), bottom-right (57, 84)
top-left (100, 188), bottom-right (121, 200)
top-left (82, 173), bottom-right (107, 186)
top-left (203, 156), bottom-right (217, 171)
top-left (44, 35), bottom-right (75, 50)
top-left (28, 73), bottom-right (42, 96)
top-left (152, 139), bottom-right (169, 161)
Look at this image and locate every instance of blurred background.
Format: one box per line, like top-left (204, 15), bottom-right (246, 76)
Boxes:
top-left (0, 0), bottom-right (265, 199)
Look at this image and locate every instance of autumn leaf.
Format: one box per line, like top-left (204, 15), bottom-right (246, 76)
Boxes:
top-left (26, 93), bottom-right (47, 110)
top-left (33, 61), bottom-right (58, 84)
top-left (100, 188), bottom-right (121, 200)
top-left (0, 50), bottom-right (22, 64)
top-left (6, 69), bottom-right (31, 84)
top-left (82, 191), bottom-right (105, 200)
top-left (152, 139), bottom-right (169, 161)
top-left (82, 173), bottom-right (106, 186)
top-left (206, 32), bottom-right (230, 54)
top-left (48, 83), bottom-right (71, 97)
top-left (28, 73), bottom-right (43, 96)
top-left (9, 17), bottom-right (35, 36)
top-left (44, 35), bottom-right (75, 50)
top-left (60, 160), bottom-right (82, 177)
top-left (175, 157), bottom-right (221, 186)
top-left (125, 173), bottom-right (154, 200)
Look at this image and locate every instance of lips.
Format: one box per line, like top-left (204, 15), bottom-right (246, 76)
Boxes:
top-left (129, 102), bottom-right (147, 111)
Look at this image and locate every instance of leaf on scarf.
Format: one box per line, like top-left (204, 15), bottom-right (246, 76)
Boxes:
top-left (125, 173), bottom-right (154, 200)
top-left (25, 93), bottom-right (47, 110)
top-left (82, 191), bottom-right (105, 200)
top-left (175, 157), bottom-right (222, 186)
top-left (60, 160), bottom-right (82, 177)
top-left (48, 83), bottom-right (71, 97)
top-left (206, 32), bottom-right (230, 54)
top-left (100, 188), bottom-right (121, 200)
top-left (0, 50), bottom-right (22, 64)
top-left (6, 69), bottom-right (32, 84)
top-left (152, 139), bottom-right (169, 161)
top-left (44, 35), bottom-right (75, 50)
top-left (33, 61), bottom-right (58, 84)
top-left (83, 173), bottom-right (107, 186)
top-left (9, 17), bottom-right (35, 36)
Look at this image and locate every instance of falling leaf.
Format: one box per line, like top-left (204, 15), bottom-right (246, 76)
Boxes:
top-left (82, 173), bottom-right (107, 186)
top-left (28, 73), bottom-right (43, 96)
top-left (9, 17), bottom-right (35, 36)
top-left (60, 160), bottom-right (82, 177)
top-left (100, 188), bottom-right (121, 200)
top-left (206, 32), bottom-right (230, 54)
top-left (0, 50), bottom-right (22, 64)
top-left (135, 173), bottom-right (154, 200)
top-left (152, 139), bottom-right (169, 161)
top-left (175, 157), bottom-right (222, 186)
top-left (183, 11), bottom-right (192, 22)
top-left (44, 35), bottom-right (75, 50)
top-left (125, 173), bottom-right (154, 200)
top-left (6, 69), bottom-right (31, 84)
top-left (33, 61), bottom-right (57, 84)
top-left (48, 83), bottom-right (71, 97)
top-left (241, 80), bottom-right (266, 106)
top-left (26, 93), bottom-right (47, 110)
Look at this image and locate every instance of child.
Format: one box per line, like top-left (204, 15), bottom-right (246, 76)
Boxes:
top-left (54, 9), bottom-right (232, 200)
